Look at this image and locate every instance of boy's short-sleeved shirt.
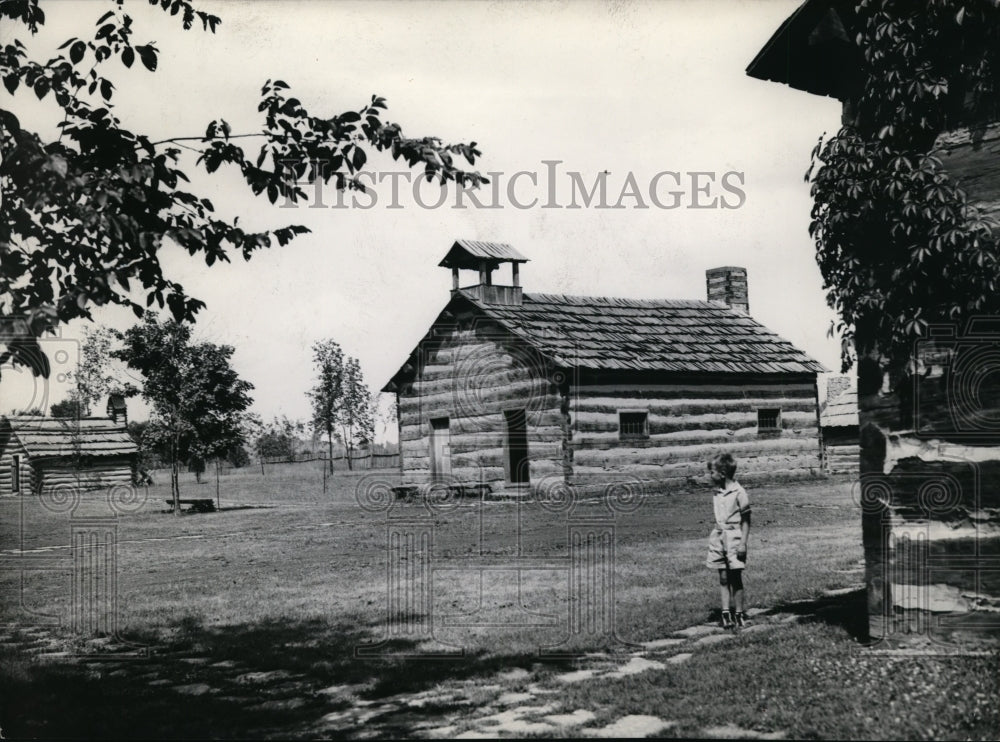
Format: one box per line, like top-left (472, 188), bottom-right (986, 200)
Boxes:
top-left (712, 482), bottom-right (751, 529)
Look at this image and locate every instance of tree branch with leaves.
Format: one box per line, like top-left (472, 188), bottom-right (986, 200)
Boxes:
top-left (807, 0), bottom-right (1000, 372)
top-left (1, 0), bottom-right (486, 378)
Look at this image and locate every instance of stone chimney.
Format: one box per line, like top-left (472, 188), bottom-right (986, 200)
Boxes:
top-left (706, 267), bottom-right (749, 314)
top-left (826, 375), bottom-right (852, 403)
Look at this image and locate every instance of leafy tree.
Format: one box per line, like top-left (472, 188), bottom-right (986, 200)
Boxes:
top-left (1, 0), bottom-right (486, 379)
top-left (127, 418), bottom-right (164, 481)
top-left (338, 357), bottom-right (375, 470)
top-left (226, 443), bottom-right (250, 469)
top-left (254, 415), bottom-right (304, 463)
top-left (114, 313), bottom-right (253, 514)
top-left (807, 0), bottom-right (1000, 372)
top-left (13, 407), bottom-right (44, 416)
top-left (63, 325), bottom-right (136, 416)
top-left (50, 398), bottom-right (85, 418)
top-left (308, 340), bottom-right (344, 472)
top-left (308, 342), bottom-right (375, 470)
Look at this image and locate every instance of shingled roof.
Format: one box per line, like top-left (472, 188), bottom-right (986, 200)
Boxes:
top-left (386, 290), bottom-right (825, 388)
top-left (3, 417), bottom-right (138, 459)
top-left (438, 240), bottom-right (529, 270)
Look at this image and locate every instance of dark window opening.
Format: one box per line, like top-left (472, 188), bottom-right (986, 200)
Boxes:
top-left (757, 408), bottom-right (781, 432)
top-left (619, 411), bottom-right (649, 439)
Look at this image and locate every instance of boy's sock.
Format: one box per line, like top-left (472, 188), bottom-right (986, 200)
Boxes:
top-left (734, 611), bottom-right (749, 628)
top-left (720, 609), bottom-right (734, 629)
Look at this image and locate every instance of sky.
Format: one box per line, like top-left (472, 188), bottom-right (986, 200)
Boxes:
top-left (2, 0), bottom-right (846, 439)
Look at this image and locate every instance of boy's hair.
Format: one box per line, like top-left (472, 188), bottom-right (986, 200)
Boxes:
top-left (708, 452), bottom-right (737, 479)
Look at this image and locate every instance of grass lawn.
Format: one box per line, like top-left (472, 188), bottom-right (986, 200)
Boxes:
top-left (1, 466), bottom-right (996, 739)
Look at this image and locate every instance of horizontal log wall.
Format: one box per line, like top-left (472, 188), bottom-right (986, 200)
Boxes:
top-left (37, 456), bottom-right (135, 492)
top-left (0, 437), bottom-right (35, 496)
top-left (860, 340), bottom-right (1000, 647)
top-left (567, 381), bottom-right (821, 485)
top-left (824, 444), bottom-right (859, 476)
top-left (398, 327), bottom-right (564, 487)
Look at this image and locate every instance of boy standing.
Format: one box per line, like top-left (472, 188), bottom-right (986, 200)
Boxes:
top-left (705, 453), bottom-right (752, 629)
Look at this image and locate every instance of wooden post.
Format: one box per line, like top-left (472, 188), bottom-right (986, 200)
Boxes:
top-left (452, 267), bottom-right (460, 290)
top-left (215, 459), bottom-right (221, 511)
top-left (512, 262), bottom-right (520, 287)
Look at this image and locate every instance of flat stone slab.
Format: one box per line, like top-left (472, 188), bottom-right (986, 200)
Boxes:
top-left (527, 684), bottom-right (557, 695)
top-left (674, 624), bottom-right (723, 638)
top-left (607, 656), bottom-right (665, 678)
top-left (822, 585), bottom-right (864, 597)
top-left (555, 669), bottom-right (597, 684)
top-left (497, 667), bottom-right (531, 682)
top-left (545, 709), bottom-right (596, 727)
top-left (406, 693), bottom-right (468, 708)
top-left (641, 638), bottom-right (687, 650)
top-left (234, 670), bottom-right (292, 685)
top-left (666, 652), bottom-right (693, 665)
top-left (423, 725), bottom-right (458, 739)
top-left (173, 683), bottom-right (215, 696)
top-left (424, 724), bottom-right (458, 739)
top-left (583, 715), bottom-right (676, 737)
top-left (696, 633), bottom-right (736, 646)
top-left (209, 660), bottom-right (238, 669)
top-left (702, 723), bottom-right (787, 739)
top-left (479, 705), bottom-right (556, 726)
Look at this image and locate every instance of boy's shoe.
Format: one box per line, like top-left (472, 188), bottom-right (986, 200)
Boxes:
top-left (720, 610), bottom-right (735, 630)
top-left (734, 612), bottom-right (750, 628)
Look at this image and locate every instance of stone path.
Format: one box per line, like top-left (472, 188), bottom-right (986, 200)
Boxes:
top-left (2, 581), bottom-right (865, 739)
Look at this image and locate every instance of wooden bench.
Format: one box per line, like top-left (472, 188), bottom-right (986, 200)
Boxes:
top-left (390, 483), bottom-right (493, 501)
top-left (164, 498), bottom-right (216, 513)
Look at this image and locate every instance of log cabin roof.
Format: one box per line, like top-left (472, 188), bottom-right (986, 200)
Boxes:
top-left (2, 416), bottom-right (138, 460)
top-left (820, 386), bottom-right (858, 428)
top-left (384, 290), bottom-right (826, 390)
top-left (745, 0), bottom-right (861, 100)
top-left (438, 240), bottom-right (529, 270)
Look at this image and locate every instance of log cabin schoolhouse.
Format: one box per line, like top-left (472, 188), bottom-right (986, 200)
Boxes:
top-left (0, 397), bottom-right (138, 496)
top-left (384, 240), bottom-right (826, 494)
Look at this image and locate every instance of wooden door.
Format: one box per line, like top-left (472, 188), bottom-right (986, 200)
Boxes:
top-left (504, 409), bottom-right (529, 484)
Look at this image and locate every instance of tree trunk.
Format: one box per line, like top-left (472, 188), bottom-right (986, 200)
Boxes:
top-left (171, 438), bottom-right (181, 517)
top-left (327, 430), bottom-right (334, 473)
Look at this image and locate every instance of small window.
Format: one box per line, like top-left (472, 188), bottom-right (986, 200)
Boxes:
top-left (757, 408), bottom-right (781, 432)
top-left (619, 411), bottom-right (649, 440)
top-left (11, 454), bottom-right (20, 493)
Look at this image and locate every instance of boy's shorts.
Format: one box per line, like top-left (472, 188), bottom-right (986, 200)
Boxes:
top-left (706, 527), bottom-right (746, 570)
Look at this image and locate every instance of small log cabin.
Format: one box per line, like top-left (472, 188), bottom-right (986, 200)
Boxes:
top-left (384, 240), bottom-right (826, 494)
top-left (0, 400), bottom-right (138, 496)
top-left (819, 376), bottom-right (859, 476)
top-left (749, 0), bottom-right (1000, 646)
